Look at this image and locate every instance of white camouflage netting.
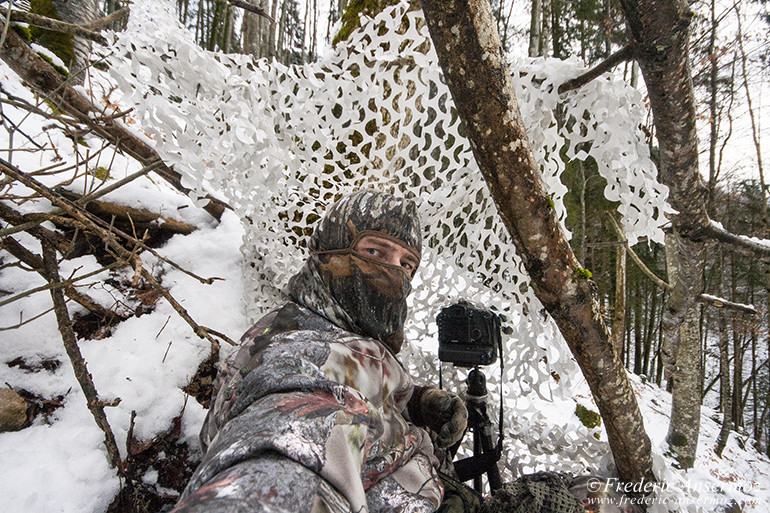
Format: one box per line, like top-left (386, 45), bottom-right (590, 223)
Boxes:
top-left (109, 0), bottom-right (671, 478)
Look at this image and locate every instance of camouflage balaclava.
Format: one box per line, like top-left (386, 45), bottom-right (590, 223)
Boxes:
top-left (287, 190), bottom-right (422, 353)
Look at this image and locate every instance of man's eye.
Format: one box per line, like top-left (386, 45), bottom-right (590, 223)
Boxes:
top-left (366, 248), bottom-right (379, 256)
top-left (401, 262), bottom-right (413, 270)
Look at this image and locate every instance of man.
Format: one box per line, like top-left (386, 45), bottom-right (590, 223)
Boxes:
top-left (173, 190), bottom-right (470, 513)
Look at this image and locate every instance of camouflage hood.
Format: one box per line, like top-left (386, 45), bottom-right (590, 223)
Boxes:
top-left (287, 190), bottom-right (422, 353)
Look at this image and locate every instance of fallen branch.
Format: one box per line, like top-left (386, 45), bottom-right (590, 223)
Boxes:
top-left (0, 7), bottom-right (108, 45)
top-left (0, 201), bottom-right (75, 253)
top-left (41, 238), bottom-right (124, 474)
top-left (1, 158), bottom-right (233, 351)
top-left (0, 19), bottom-right (230, 221)
top-left (0, 163), bottom-right (219, 285)
top-left (57, 190), bottom-right (197, 236)
top-left (0, 159), bottom-right (163, 239)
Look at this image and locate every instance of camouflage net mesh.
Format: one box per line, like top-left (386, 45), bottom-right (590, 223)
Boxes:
top-left (110, 0), bottom-right (670, 478)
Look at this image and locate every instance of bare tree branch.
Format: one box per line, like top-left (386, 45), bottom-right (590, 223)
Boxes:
top-left (606, 215), bottom-right (758, 315)
top-left (0, 257), bottom-right (122, 309)
top-left (0, 7), bottom-right (107, 45)
top-left (558, 44), bottom-right (635, 94)
top-left (82, 7), bottom-right (131, 31)
top-left (699, 214), bottom-right (770, 261)
top-left (0, 235), bottom-right (125, 319)
top-left (0, 19), bottom-right (230, 221)
top-left (226, 0), bottom-right (276, 23)
top-left (41, 238), bottom-right (124, 473)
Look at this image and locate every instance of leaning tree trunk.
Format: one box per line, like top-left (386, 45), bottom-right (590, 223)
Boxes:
top-left (420, 0), bottom-right (654, 485)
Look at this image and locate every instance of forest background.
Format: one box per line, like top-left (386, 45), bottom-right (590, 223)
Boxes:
top-left (0, 0), bottom-right (770, 511)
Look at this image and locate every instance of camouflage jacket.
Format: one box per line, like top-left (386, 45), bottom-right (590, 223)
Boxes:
top-left (173, 302), bottom-right (444, 513)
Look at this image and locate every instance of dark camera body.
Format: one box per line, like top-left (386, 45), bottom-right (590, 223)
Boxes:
top-left (437, 301), bottom-right (501, 367)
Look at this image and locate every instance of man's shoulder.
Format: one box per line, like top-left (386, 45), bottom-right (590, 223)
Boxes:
top-left (238, 302), bottom-right (342, 344)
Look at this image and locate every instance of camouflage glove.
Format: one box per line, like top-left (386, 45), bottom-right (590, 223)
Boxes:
top-left (419, 388), bottom-right (468, 448)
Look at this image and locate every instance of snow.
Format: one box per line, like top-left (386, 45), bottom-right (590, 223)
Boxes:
top-left (0, 204), bottom-right (248, 511)
top-left (0, 81), bottom-right (249, 508)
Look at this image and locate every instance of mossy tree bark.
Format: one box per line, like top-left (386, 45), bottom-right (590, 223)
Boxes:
top-left (30, 0), bottom-right (99, 85)
top-left (419, 0), bottom-right (655, 485)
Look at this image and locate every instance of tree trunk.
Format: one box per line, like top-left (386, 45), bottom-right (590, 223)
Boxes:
top-left (528, 0), bottom-right (542, 57)
top-left (715, 302), bottom-right (732, 456)
top-left (663, 229), bottom-right (705, 469)
top-left (613, 244), bottom-right (627, 359)
top-left (642, 276), bottom-right (659, 377)
top-left (29, 0), bottom-right (98, 85)
top-left (618, 0), bottom-right (711, 470)
top-left (617, 0), bottom-right (709, 326)
top-left (666, 298), bottom-right (702, 468)
top-left (420, 0), bottom-right (654, 485)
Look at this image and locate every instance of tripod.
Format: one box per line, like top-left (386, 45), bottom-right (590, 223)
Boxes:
top-left (452, 367), bottom-right (502, 493)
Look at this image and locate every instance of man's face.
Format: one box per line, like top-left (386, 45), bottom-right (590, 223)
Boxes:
top-left (352, 235), bottom-right (420, 278)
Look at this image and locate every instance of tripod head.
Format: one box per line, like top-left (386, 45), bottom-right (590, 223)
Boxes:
top-left (466, 367), bottom-right (488, 398)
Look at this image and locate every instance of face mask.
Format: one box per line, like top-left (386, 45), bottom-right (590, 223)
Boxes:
top-left (319, 252), bottom-right (411, 353)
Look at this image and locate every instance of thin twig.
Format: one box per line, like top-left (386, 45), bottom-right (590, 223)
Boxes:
top-left (0, 235), bottom-right (124, 319)
top-left (0, 304), bottom-right (55, 331)
top-left (161, 340), bottom-right (173, 363)
top-left (607, 214), bottom-right (670, 290)
top-left (1, 111), bottom-right (44, 148)
top-left (41, 238), bottom-right (124, 474)
top-left (0, 259), bottom-right (122, 308)
top-left (155, 315), bottom-right (171, 339)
